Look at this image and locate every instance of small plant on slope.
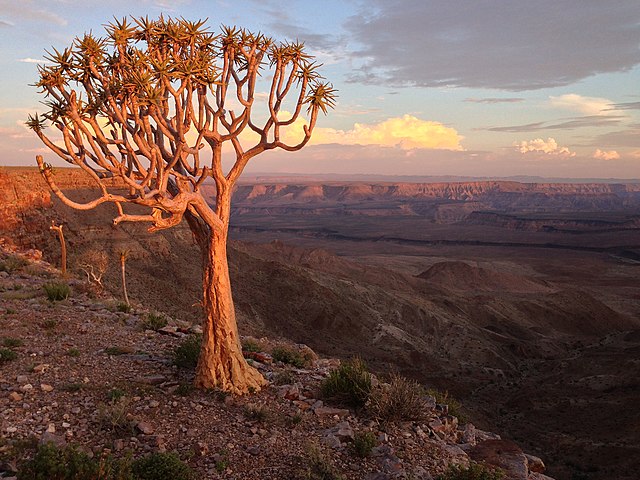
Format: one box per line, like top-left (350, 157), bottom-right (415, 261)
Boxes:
top-left (320, 357), bottom-right (372, 409)
top-left (43, 282), bottom-right (70, 302)
top-left (173, 334), bottom-right (202, 369)
top-left (436, 462), bottom-right (505, 480)
top-left (131, 452), bottom-right (195, 480)
top-left (368, 373), bottom-right (430, 422)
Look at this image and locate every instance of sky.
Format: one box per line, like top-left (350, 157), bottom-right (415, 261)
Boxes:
top-left (1, 0), bottom-right (639, 179)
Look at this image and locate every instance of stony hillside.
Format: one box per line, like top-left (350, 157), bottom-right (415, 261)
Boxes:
top-left (0, 247), bottom-right (553, 480)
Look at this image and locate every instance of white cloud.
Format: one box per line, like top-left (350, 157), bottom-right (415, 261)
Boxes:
top-left (17, 57), bottom-right (51, 64)
top-left (549, 94), bottom-right (612, 116)
top-left (593, 149), bottom-right (620, 160)
top-left (516, 137), bottom-right (575, 157)
top-left (282, 114), bottom-right (464, 151)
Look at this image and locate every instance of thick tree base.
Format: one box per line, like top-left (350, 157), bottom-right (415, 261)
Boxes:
top-left (194, 351), bottom-right (267, 395)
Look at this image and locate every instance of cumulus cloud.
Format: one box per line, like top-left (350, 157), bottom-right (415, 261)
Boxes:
top-left (345, 0), bottom-right (640, 91)
top-left (593, 149), bottom-right (621, 160)
top-left (516, 138), bottom-right (575, 157)
top-left (306, 115), bottom-right (464, 150)
top-left (549, 94), bottom-right (613, 115)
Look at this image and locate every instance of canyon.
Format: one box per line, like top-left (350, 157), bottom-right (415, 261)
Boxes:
top-left (1, 167), bottom-right (639, 480)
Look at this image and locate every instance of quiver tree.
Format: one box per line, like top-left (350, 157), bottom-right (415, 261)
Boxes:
top-left (49, 221), bottom-right (67, 276)
top-left (27, 16), bottom-right (336, 394)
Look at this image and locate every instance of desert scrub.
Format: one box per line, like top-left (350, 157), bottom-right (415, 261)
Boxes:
top-left (0, 347), bottom-right (18, 364)
top-left (131, 452), bottom-right (195, 480)
top-left (350, 431), bottom-right (376, 458)
top-left (41, 319), bottom-right (58, 330)
top-left (427, 388), bottom-right (467, 422)
top-left (0, 255), bottom-right (28, 274)
top-left (273, 369), bottom-right (296, 386)
top-left (66, 348), bottom-right (81, 357)
top-left (241, 339), bottom-right (262, 353)
top-left (2, 337), bottom-right (24, 348)
top-left (243, 403), bottom-right (270, 423)
top-left (97, 398), bottom-right (133, 434)
top-left (436, 462), bottom-right (504, 480)
top-left (107, 388), bottom-right (126, 403)
top-left (321, 358), bottom-right (372, 409)
top-left (116, 302), bottom-right (132, 313)
top-left (299, 443), bottom-right (344, 480)
top-left (368, 373), bottom-right (430, 422)
top-left (173, 334), bottom-right (202, 369)
top-left (142, 312), bottom-right (168, 331)
top-left (17, 442), bottom-right (133, 480)
top-left (104, 346), bottom-right (130, 356)
top-left (272, 346), bottom-right (312, 368)
top-left (43, 282), bottom-right (70, 302)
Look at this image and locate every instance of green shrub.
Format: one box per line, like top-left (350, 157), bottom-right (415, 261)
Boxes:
top-left (107, 388), bottom-right (126, 403)
top-left (299, 443), bottom-right (344, 480)
top-left (131, 452), bottom-right (194, 480)
top-left (436, 462), bottom-right (504, 480)
top-left (243, 403), bottom-right (269, 423)
top-left (320, 358), bottom-right (372, 409)
top-left (116, 302), bottom-right (132, 313)
top-left (350, 431), bottom-right (376, 458)
top-left (272, 346), bottom-right (311, 368)
top-left (43, 282), bottom-right (70, 302)
top-left (173, 334), bottom-right (202, 369)
top-left (3, 337), bottom-right (24, 348)
top-left (0, 347), bottom-right (18, 364)
top-left (142, 312), bottom-right (168, 331)
top-left (41, 319), bottom-right (58, 330)
top-left (66, 348), bottom-right (81, 357)
top-left (17, 442), bottom-right (133, 480)
top-left (61, 383), bottom-right (84, 392)
top-left (0, 255), bottom-right (28, 274)
top-left (427, 388), bottom-right (466, 422)
top-left (241, 339), bottom-right (262, 353)
top-left (104, 346), bottom-right (129, 356)
top-left (368, 373), bottom-right (429, 422)
top-left (273, 369), bottom-right (295, 386)
top-left (174, 383), bottom-right (194, 397)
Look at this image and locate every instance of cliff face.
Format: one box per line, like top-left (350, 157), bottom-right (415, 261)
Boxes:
top-left (0, 167), bottom-right (126, 249)
top-left (229, 181), bottom-right (640, 206)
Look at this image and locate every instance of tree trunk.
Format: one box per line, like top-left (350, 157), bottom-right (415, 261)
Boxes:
top-left (194, 227), bottom-right (266, 394)
top-left (120, 254), bottom-right (129, 306)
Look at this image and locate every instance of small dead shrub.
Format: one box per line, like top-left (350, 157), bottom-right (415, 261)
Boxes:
top-left (97, 400), bottom-right (133, 435)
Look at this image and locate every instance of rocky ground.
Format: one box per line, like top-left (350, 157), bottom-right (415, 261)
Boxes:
top-left (0, 245), bottom-right (553, 480)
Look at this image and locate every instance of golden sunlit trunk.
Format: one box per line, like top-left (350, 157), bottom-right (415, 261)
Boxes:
top-left (194, 197), bottom-right (266, 394)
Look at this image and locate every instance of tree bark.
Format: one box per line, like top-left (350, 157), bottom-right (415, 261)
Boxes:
top-left (194, 223), bottom-right (266, 394)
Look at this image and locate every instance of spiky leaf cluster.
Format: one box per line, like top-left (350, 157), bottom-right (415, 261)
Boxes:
top-left (28, 16), bottom-right (335, 234)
